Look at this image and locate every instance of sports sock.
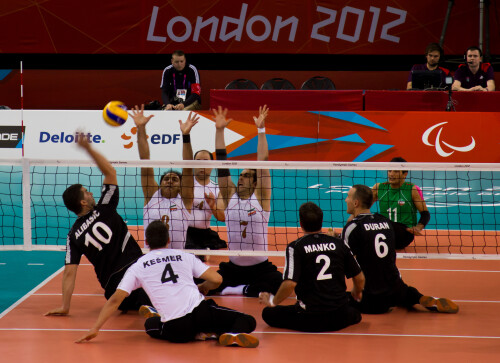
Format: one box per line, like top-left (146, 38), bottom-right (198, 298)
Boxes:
top-left (220, 285), bottom-right (246, 295)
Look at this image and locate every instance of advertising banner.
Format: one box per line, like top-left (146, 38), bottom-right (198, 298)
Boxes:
top-left (2, 0), bottom-right (498, 55)
top-left (0, 110), bottom-right (498, 163)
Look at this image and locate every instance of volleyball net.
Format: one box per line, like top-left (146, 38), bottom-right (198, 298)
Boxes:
top-left (1, 159), bottom-right (499, 259)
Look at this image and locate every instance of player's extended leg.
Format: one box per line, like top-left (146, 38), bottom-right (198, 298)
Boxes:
top-left (262, 303), bottom-right (361, 332)
top-left (397, 283), bottom-right (459, 314)
top-left (194, 299), bottom-right (259, 347)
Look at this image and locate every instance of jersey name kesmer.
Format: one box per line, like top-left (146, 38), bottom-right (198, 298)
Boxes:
top-left (143, 255), bottom-right (183, 268)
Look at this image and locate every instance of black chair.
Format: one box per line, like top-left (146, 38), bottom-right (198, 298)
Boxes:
top-left (260, 78), bottom-right (295, 90)
top-left (300, 76), bottom-right (336, 90)
top-left (225, 78), bottom-right (259, 90)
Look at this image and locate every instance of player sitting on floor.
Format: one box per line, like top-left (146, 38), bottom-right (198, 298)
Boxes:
top-left (208, 105), bottom-right (283, 297)
top-left (343, 184), bottom-right (458, 314)
top-left (76, 220), bottom-right (259, 348)
top-left (259, 202), bottom-right (365, 332)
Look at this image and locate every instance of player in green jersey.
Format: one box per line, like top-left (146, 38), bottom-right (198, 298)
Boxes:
top-left (372, 157), bottom-right (430, 249)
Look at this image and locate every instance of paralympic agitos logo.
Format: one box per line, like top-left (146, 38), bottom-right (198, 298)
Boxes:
top-left (422, 122), bottom-right (476, 157)
top-left (0, 126), bottom-right (24, 148)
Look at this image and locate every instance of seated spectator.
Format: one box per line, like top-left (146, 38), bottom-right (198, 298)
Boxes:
top-left (407, 43), bottom-right (450, 90)
top-left (452, 46), bottom-right (495, 92)
top-left (161, 50), bottom-right (201, 110)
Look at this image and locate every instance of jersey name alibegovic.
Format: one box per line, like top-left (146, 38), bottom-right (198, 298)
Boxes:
top-left (65, 184), bottom-right (143, 290)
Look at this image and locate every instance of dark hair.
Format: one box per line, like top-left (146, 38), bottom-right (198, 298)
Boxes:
top-left (145, 220), bottom-right (169, 249)
top-left (250, 169), bottom-right (257, 183)
top-left (390, 156), bottom-right (408, 174)
top-left (194, 149), bottom-right (214, 160)
top-left (425, 42), bottom-right (443, 58)
top-left (352, 185), bottom-right (373, 209)
top-left (172, 50), bottom-right (185, 58)
top-left (160, 170), bottom-right (182, 184)
top-left (299, 202), bottom-right (323, 232)
top-left (465, 46), bottom-right (482, 57)
top-left (63, 184), bottom-right (84, 215)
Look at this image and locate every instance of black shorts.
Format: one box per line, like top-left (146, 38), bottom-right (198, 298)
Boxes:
top-left (210, 260), bottom-right (283, 297)
top-left (262, 302), bottom-right (361, 332)
top-left (144, 299), bottom-right (256, 343)
top-left (349, 281), bottom-right (423, 314)
top-left (185, 227), bottom-right (227, 250)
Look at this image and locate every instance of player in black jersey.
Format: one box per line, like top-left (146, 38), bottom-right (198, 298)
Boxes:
top-left (259, 202), bottom-right (365, 332)
top-left (45, 134), bottom-right (150, 316)
top-left (343, 184), bottom-right (458, 314)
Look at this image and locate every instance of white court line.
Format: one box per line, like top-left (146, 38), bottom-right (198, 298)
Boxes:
top-left (0, 266), bottom-right (64, 320)
top-left (0, 263), bottom-right (6, 265)
top-left (0, 327), bottom-right (498, 340)
top-left (27, 263), bottom-right (44, 266)
top-left (33, 293), bottom-right (102, 296)
top-left (399, 268), bottom-right (500, 273)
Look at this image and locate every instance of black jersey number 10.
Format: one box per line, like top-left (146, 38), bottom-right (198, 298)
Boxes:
top-left (84, 221), bottom-right (112, 251)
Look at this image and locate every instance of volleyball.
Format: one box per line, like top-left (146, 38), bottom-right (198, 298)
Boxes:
top-left (102, 101), bottom-right (128, 126)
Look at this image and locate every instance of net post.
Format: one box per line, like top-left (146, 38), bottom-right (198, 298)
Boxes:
top-left (22, 158), bottom-right (32, 250)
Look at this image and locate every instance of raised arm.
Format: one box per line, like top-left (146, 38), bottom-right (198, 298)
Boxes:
top-left (130, 105), bottom-right (157, 206)
top-left (213, 106), bottom-right (236, 208)
top-left (371, 183), bottom-right (379, 204)
top-left (254, 105), bottom-right (271, 212)
top-left (77, 133), bottom-right (117, 185)
top-left (179, 112), bottom-right (199, 211)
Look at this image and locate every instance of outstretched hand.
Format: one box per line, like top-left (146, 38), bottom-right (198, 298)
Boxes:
top-left (253, 105), bottom-right (269, 129)
top-left (179, 111), bottom-right (200, 135)
top-left (75, 129), bottom-right (91, 151)
top-left (130, 104), bottom-right (154, 128)
top-left (75, 329), bottom-right (98, 343)
top-left (45, 306), bottom-right (69, 316)
top-left (212, 106), bottom-right (232, 130)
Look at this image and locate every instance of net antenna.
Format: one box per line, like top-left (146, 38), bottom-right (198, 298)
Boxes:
top-left (20, 61), bottom-right (24, 157)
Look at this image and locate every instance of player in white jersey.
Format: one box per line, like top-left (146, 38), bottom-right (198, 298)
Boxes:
top-left (130, 105), bottom-right (195, 249)
top-left (208, 105), bottom-right (282, 297)
top-left (184, 144), bottom-right (227, 257)
top-left (76, 220), bottom-right (259, 348)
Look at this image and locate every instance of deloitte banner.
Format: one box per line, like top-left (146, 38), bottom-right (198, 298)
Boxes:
top-left (0, 110), bottom-right (243, 161)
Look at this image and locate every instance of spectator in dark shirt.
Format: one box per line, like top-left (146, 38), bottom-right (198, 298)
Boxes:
top-left (452, 46), bottom-right (495, 92)
top-left (407, 43), bottom-right (450, 90)
top-left (161, 50), bottom-right (201, 110)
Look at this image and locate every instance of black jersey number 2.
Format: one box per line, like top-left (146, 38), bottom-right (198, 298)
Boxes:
top-left (316, 254), bottom-right (333, 280)
top-left (161, 263), bottom-right (179, 284)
